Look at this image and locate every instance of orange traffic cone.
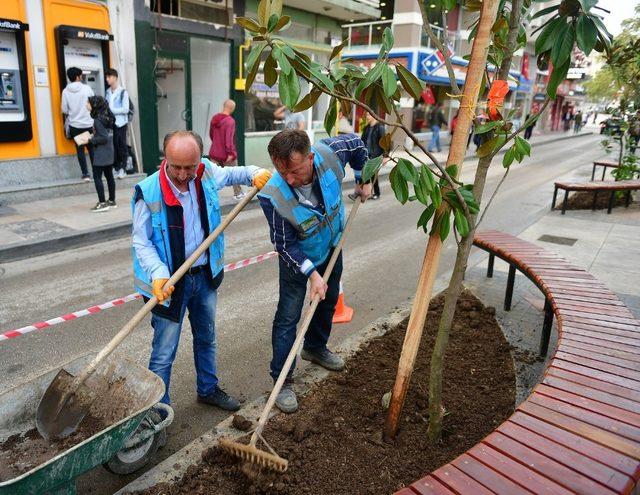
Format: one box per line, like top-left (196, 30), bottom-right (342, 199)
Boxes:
top-left (332, 281), bottom-right (354, 323)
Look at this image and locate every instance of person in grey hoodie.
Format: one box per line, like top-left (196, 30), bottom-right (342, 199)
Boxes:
top-left (61, 67), bottom-right (94, 181)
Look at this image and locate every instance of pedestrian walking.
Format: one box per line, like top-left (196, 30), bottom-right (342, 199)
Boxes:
top-left (132, 130), bottom-right (271, 409)
top-left (274, 105), bottom-right (305, 130)
top-left (574, 110), bottom-right (583, 134)
top-left (524, 113), bottom-right (536, 140)
top-left (61, 67), bottom-right (94, 181)
top-left (360, 111), bottom-right (387, 199)
top-left (81, 96), bottom-right (116, 212)
top-left (257, 130), bottom-right (371, 413)
top-left (208, 99), bottom-right (245, 200)
top-left (427, 102), bottom-right (447, 152)
top-left (105, 68), bottom-right (130, 180)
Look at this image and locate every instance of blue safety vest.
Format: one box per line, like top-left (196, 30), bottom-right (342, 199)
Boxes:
top-left (131, 160), bottom-right (224, 302)
top-left (258, 142), bottom-right (345, 266)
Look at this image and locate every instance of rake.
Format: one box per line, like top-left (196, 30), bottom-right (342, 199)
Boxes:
top-left (219, 198), bottom-right (362, 472)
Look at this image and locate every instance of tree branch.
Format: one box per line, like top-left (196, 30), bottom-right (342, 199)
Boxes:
top-left (418, 1), bottom-right (461, 95)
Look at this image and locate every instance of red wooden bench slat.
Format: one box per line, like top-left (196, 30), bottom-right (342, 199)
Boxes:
top-left (527, 393), bottom-right (640, 443)
top-left (451, 453), bottom-right (533, 494)
top-left (561, 325), bottom-right (640, 345)
top-left (430, 465), bottom-right (495, 495)
top-left (554, 180), bottom-right (640, 191)
top-left (409, 477), bottom-right (456, 495)
top-left (550, 360), bottom-right (640, 392)
top-left (497, 421), bottom-right (634, 493)
top-left (535, 383), bottom-right (640, 428)
top-left (468, 443), bottom-right (573, 495)
top-left (509, 411), bottom-right (640, 480)
top-left (543, 373), bottom-right (640, 415)
top-left (519, 401), bottom-right (640, 460)
top-left (395, 488), bottom-right (420, 495)
top-left (558, 342), bottom-right (640, 371)
top-left (553, 303), bottom-right (633, 317)
top-left (551, 293), bottom-right (625, 305)
top-left (554, 351), bottom-right (640, 382)
top-left (560, 311), bottom-right (640, 327)
top-left (561, 334), bottom-right (640, 356)
top-left (484, 431), bottom-right (617, 494)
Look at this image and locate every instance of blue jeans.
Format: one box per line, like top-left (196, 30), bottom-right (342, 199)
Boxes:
top-left (429, 125), bottom-right (441, 152)
top-left (270, 251), bottom-right (343, 381)
top-left (149, 271), bottom-right (218, 404)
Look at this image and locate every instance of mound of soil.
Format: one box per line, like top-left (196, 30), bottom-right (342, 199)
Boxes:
top-left (0, 414), bottom-right (108, 481)
top-left (135, 290), bottom-right (515, 495)
top-left (560, 190), bottom-right (630, 211)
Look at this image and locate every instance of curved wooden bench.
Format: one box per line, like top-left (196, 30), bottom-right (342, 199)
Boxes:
top-left (592, 160), bottom-right (621, 181)
top-left (396, 230), bottom-right (640, 495)
top-left (552, 179), bottom-right (640, 214)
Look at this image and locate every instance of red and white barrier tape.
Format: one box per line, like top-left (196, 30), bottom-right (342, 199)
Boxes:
top-left (0, 251), bottom-right (278, 343)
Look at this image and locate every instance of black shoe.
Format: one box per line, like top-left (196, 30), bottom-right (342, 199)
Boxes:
top-left (347, 193), bottom-right (358, 202)
top-left (197, 387), bottom-right (241, 411)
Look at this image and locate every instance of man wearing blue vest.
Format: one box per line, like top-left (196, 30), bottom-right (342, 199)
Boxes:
top-left (132, 130), bottom-right (271, 410)
top-left (258, 130), bottom-right (371, 413)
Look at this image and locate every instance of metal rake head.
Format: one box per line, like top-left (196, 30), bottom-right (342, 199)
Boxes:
top-left (218, 437), bottom-right (289, 473)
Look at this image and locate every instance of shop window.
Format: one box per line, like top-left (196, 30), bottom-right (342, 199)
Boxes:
top-left (151, 0), bottom-right (232, 25)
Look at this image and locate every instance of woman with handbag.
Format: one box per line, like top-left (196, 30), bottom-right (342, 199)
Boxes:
top-left (81, 96), bottom-right (117, 212)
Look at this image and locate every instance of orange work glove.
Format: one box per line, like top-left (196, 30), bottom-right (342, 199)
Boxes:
top-left (152, 278), bottom-right (174, 303)
top-left (252, 169), bottom-right (272, 190)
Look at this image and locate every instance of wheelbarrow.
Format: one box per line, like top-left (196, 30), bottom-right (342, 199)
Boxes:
top-left (0, 353), bottom-right (171, 495)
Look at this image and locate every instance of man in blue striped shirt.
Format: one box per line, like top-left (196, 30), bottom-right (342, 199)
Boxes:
top-left (258, 130), bottom-right (371, 413)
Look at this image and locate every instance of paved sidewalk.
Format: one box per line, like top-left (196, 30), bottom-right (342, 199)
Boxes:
top-left (0, 129), bottom-right (594, 262)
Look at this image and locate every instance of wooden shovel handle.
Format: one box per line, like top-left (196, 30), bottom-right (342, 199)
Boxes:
top-left (252, 198), bottom-right (362, 444)
top-left (74, 187), bottom-right (259, 387)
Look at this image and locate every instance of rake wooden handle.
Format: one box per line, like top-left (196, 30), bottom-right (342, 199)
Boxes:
top-left (73, 187), bottom-right (259, 388)
top-left (251, 198), bottom-right (362, 445)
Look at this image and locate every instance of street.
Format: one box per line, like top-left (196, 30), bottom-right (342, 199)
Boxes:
top-left (0, 134), bottom-right (603, 493)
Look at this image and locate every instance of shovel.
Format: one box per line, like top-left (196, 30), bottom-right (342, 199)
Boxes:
top-left (36, 187), bottom-right (259, 441)
top-left (219, 198), bottom-right (362, 472)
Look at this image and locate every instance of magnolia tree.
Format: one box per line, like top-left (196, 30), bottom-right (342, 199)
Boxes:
top-left (237, 0), bottom-right (612, 443)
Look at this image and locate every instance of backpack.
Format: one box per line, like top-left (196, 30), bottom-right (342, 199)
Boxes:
top-left (118, 89), bottom-right (135, 123)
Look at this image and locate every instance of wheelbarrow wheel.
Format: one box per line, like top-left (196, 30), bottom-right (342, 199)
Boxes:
top-left (104, 408), bottom-right (166, 475)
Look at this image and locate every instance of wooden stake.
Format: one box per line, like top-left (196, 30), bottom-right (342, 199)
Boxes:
top-left (383, 0), bottom-right (501, 441)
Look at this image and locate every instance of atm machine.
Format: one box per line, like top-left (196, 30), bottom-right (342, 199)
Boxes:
top-left (55, 25), bottom-right (111, 97)
top-left (0, 17), bottom-right (32, 142)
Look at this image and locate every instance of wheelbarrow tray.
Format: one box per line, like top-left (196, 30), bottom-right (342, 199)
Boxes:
top-left (0, 354), bottom-right (164, 495)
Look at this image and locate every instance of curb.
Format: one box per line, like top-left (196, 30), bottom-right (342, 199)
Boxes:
top-left (116, 303), bottom-right (413, 494)
top-left (0, 132), bottom-right (595, 264)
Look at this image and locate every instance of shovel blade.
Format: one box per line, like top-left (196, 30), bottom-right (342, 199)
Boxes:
top-left (36, 368), bottom-right (98, 440)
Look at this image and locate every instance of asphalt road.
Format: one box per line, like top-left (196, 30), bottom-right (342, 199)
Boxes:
top-left (0, 133), bottom-right (603, 494)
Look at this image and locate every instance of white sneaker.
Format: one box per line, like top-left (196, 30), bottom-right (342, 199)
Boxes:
top-left (116, 169), bottom-right (126, 179)
top-left (233, 193), bottom-right (246, 201)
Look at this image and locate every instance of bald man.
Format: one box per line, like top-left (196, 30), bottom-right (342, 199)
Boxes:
top-left (209, 99), bottom-right (244, 199)
top-left (132, 130), bottom-right (271, 411)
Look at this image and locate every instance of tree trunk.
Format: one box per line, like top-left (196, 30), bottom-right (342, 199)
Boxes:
top-left (383, 0), bottom-right (500, 442)
top-left (427, 0), bottom-right (524, 443)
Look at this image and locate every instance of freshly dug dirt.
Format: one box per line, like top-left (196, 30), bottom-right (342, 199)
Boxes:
top-left (134, 290), bottom-right (515, 495)
top-left (560, 190), bottom-right (630, 211)
top-left (0, 414), bottom-right (108, 481)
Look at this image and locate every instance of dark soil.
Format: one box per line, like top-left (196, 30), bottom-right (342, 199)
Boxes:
top-left (0, 413), bottom-right (108, 481)
top-left (560, 190), bottom-right (630, 211)
top-left (133, 290), bottom-right (515, 495)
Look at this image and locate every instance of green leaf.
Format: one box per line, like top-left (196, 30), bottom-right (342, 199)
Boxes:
top-left (381, 64), bottom-right (397, 98)
top-left (307, 63), bottom-right (334, 92)
top-left (589, 14), bottom-right (612, 49)
top-left (382, 27), bottom-right (394, 52)
top-left (446, 164), bottom-right (458, 178)
top-left (263, 54), bottom-right (278, 87)
top-left (390, 166), bottom-right (409, 204)
top-left (576, 15), bottom-right (597, 55)
top-left (414, 180), bottom-right (429, 205)
top-left (324, 98), bottom-right (337, 136)
top-left (270, 0), bottom-right (283, 16)
top-left (397, 158), bottom-right (418, 183)
top-left (453, 209), bottom-right (469, 237)
top-left (292, 87), bottom-right (322, 112)
top-left (422, 165), bottom-right (436, 191)
top-left (281, 43), bottom-right (295, 59)
top-left (438, 211), bottom-right (451, 241)
top-left (329, 39), bottom-right (347, 61)
top-left (579, 0), bottom-right (598, 12)
top-left (236, 17), bottom-right (262, 32)
top-left (530, 4), bottom-right (559, 20)
top-left (246, 41), bottom-right (267, 73)
top-left (550, 21), bottom-right (574, 67)
top-left (396, 64), bottom-right (424, 100)
top-left (546, 59), bottom-right (570, 98)
top-left (515, 136), bottom-right (531, 156)
top-left (474, 121), bottom-right (501, 134)
top-left (430, 183), bottom-right (442, 209)
top-left (477, 136), bottom-right (497, 158)
top-left (535, 17), bottom-right (563, 55)
top-left (278, 69), bottom-right (300, 108)
top-left (271, 15), bottom-right (291, 33)
top-left (272, 46), bottom-right (292, 75)
top-left (417, 204), bottom-right (436, 232)
top-left (267, 13), bottom-right (279, 32)
top-left (362, 155), bottom-right (383, 183)
top-left (503, 147), bottom-right (515, 167)
top-left (245, 57), bottom-right (261, 91)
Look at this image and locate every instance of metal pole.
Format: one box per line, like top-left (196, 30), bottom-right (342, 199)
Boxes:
top-left (504, 264), bottom-right (515, 311)
top-left (540, 299), bottom-right (553, 357)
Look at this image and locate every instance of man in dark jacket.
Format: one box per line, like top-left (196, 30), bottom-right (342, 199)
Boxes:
top-left (208, 100), bottom-right (244, 199)
top-left (427, 102), bottom-right (448, 153)
top-left (356, 111), bottom-right (387, 199)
